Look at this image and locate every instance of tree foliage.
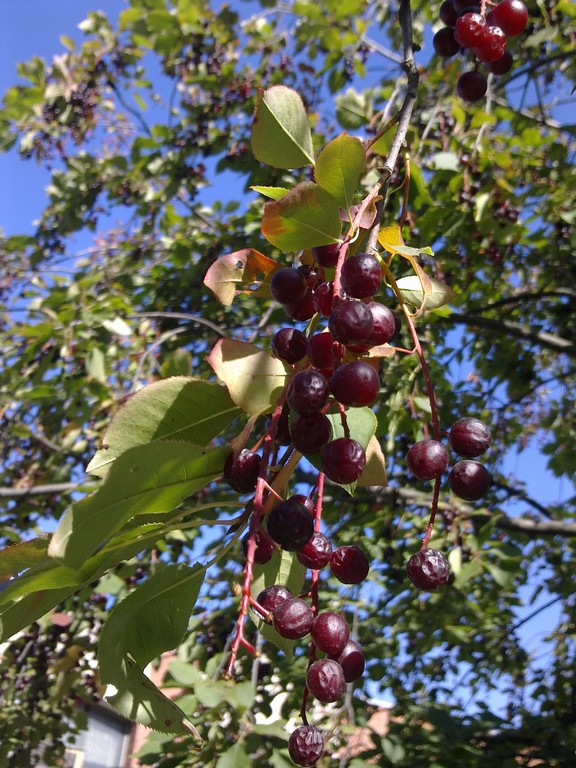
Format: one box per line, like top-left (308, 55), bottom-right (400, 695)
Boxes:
top-left (0, 0), bottom-right (575, 766)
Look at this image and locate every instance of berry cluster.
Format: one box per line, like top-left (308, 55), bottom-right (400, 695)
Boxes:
top-left (433, 0), bottom-right (529, 102)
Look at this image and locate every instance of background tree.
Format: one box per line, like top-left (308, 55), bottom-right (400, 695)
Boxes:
top-left (0, 0), bottom-right (575, 766)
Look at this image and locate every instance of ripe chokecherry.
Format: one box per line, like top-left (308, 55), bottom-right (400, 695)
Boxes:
top-left (312, 280), bottom-right (334, 316)
top-left (454, 12), bottom-right (487, 48)
top-left (340, 253), bottom-right (383, 298)
top-left (457, 70), bottom-right (488, 102)
top-left (272, 597), bottom-right (314, 639)
top-left (331, 360), bottom-right (380, 408)
top-left (329, 300), bottom-right (374, 346)
top-left (257, 584), bottom-right (292, 613)
top-left (310, 612), bottom-right (350, 656)
top-left (448, 459), bottom-right (491, 500)
top-left (449, 417), bottom-right (492, 457)
top-left (330, 639), bottom-right (365, 683)
top-left (313, 242), bottom-right (340, 268)
top-left (306, 658), bottom-right (346, 703)
top-left (433, 27), bottom-right (461, 58)
top-left (224, 448), bottom-right (261, 493)
top-left (489, 49), bottom-right (513, 74)
top-left (407, 548), bottom-right (451, 590)
top-left (267, 497), bottom-right (314, 551)
top-left (272, 327), bottom-right (308, 364)
top-left (472, 25), bottom-right (507, 63)
top-left (348, 302), bottom-right (399, 352)
top-left (297, 531), bottom-right (332, 569)
top-left (330, 545), bottom-right (370, 584)
top-left (291, 412), bottom-right (333, 454)
top-left (242, 530), bottom-right (275, 564)
top-left (307, 331), bottom-right (341, 372)
top-left (288, 725), bottom-right (324, 767)
top-left (321, 437), bottom-right (366, 484)
top-left (488, 0), bottom-right (528, 37)
top-left (406, 439), bottom-right (449, 480)
top-left (270, 267), bottom-right (308, 305)
top-left (287, 369), bottom-right (330, 417)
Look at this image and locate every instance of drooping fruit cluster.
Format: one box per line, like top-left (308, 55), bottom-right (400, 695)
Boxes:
top-left (434, 0), bottom-right (529, 101)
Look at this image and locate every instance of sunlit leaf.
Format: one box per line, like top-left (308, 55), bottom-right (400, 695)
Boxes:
top-left (251, 86), bottom-right (314, 169)
top-left (315, 132), bottom-right (365, 212)
top-left (396, 275), bottom-right (457, 310)
top-left (203, 248), bottom-right (282, 307)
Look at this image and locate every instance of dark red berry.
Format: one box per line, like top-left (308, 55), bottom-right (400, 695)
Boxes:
top-left (312, 281), bottom-right (334, 316)
top-left (407, 548), bottom-right (451, 590)
top-left (297, 531), bottom-right (332, 569)
top-left (472, 25), bottom-right (507, 63)
top-left (288, 725), bottom-right (324, 767)
top-left (348, 302), bottom-right (399, 352)
top-left (321, 437), bottom-right (366, 484)
top-left (454, 12), bottom-right (487, 48)
top-left (307, 331), bottom-right (342, 371)
top-left (313, 242), bottom-right (340, 268)
top-left (449, 417), bottom-right (492, 457)
top-left (331, 360), bottom-right (380, 408)
top-left (457, 71), bottom-right (488, 102)
top-left (285, 290), bottom-right (316, 321)
top-left (310, 612), bottom-right (350, 656)
top-left (272, 597), bottom-right (314, 638)
top-left (489, 0), bottom-right (528, 36)
top-left (272, 327), bottom-right (308, 364)
top-left (257, 584), bottom-right (292, 613)
top-left (306, 658), bottom-right (346, 703)
top-left (340, 253), bottom-right (383, 298)
top-left (330, 545), bottom-right (370, 584)
top-left (488, 49), bottom-right (513, 74)
top-left (448, 460), bottom-right (491, 500)
top-left (291, 412), bottom-right (333, 454)
top-left (439, 0), bottom-right (458, 27)
top-left (406, 439), bottom-right (449, 480)
top-left (433, 27), bottom-right (461, 57)
top-left (291, 494), bottom-right (316, 514)
top-left (330, 639), bottom-right (365, 683)
top-left (267, 497), bottom-right (315, 551)
top-left (223, 449), bottom-right (261, 493)
top-left (453, 0), bottom-right (480, 14)
top-left (270, 267), bottom-right (308, 305)
top-left (242, 530), bottom-right (275, 564)
top-left (287, 369), bottom-right (329, 417)
top-left (328, 300), bottom-right (374, 346)
top-left (273, 406), bottom-right (292, 445)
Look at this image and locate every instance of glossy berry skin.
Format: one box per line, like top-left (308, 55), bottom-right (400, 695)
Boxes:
top-left (312, 281), bottom-right (334, 316)
top-left (287, 369), bottom-right (329, 417)
top-left (449, 460), bottom-right (491, 501)
top-left (457, 71), bottom-right (488, 102)
top-left (271, 327), bottom-right (308, 364)
top-left (270, 267), bottom-right (308, 305)
top-left (454, 12), bottom-right (487, 48)
top-left (307, 331), bottom-right (341, 371)
top-left (313, 242), bottom-right (340, 268)
top-left (242, 530), bottom-right (275, 565)
top-left (348, 302), bottom-right (399, 352)
top-left (439, 0), bottom-right (458, 27)
top-left (449, 417), bottom-right (492, 457)
top-left (407, 548), bottom-right (451, 590)
top-left (406, 439), bottom-right (449, 480)
top-left (266, 497), bottom-right (314, 551)
top-left (291, 413), bottom-right (333, 454)
top-left (288, 725), bottom-right (324, 767)
top-left (330, 545), bottom-right (370, 584)
top-left (297, 531), bottom-right (332, 569)
top-left (329, 300), bottom-right (374, 346)
top-left (321, 437), bottom-right (366, 485)
top-left (311, 612), bottom-right (350, 656)
top-left (330, 639), bottom-right (365, 683)
top-left (433, 27), bottom-right (461, 57)
top-left (489, 49), bottom-right (513, 74)
top-left (340, 253), bottom-right (383, 298)
top-left (331, 360), bottom-right (380, 408)
top-left (285, 290), bottom-right (316, 321)
top-left (472, 25), bottom-right (507, 63)
top-left (273, 597), bottom-right (314, 639)
top-left (489, 0), bottom-right (528, 36)
top-left (223, 449), bottom-right (261, 493)
top-left (256, 584), bottom-right (292, 613)
top-left (306, 658), bottom-right (346, 703)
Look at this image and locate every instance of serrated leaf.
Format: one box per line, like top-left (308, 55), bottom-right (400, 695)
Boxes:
top-left (87, 377), bottom-right (241, 477)
top-left (250, 186), bottom-right (289, 201)
top-left (315, 132), bottom-right (365, 212)
top-left (261, 181), bottom-right (342, 252)
top-left (203, 249), bottom-right (281, 308)
top-left (396, 275), bottom-right (457, 310)
top-left (50, 442), bottom-right (230, 569)
top-left (251, 86), bottom-right (314, 169)
top-left (99, 563), bottom-right (204, 741)
top-left (206, 339), bottom-right (289, 416)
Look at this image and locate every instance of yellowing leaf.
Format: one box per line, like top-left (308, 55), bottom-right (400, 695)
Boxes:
top-left (206, 339), bottom-right (289, 415)
top-left (203, 249), bottom-right (281, 307)
top-left (377, 225), bottom-right (406, 252)
top-left (356, 434), bottom-right (387, 486)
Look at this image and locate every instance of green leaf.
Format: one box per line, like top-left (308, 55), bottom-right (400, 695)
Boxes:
top-left (261, 181), bottom-right (342, 252)
top-left (0, 587), bottom-right (78, 642)
top-left (315, 132), bottom-right (365, 212)
top-left (99, 563), bottom-right (205, 740)
top-left (206, 339), bottom-right (289, 416)
top-left (0, 537), bottom-right (50, 580)
top-left (250, 186), bottom-right (289, 200)
top-left (87, 377), bottom-right (241, 477)
top-left (335, 87), bottom-right (372, 129)
top-left (215, 740), bottom-right (249, 768)
top-left (251, 86), bottom-right (314, 169)
top-left (49, 442), bottom-right (230, 569)
top-left (395, 275), bottom-right (457, 310)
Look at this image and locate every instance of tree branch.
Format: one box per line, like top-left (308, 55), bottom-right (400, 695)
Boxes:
top-left (0, 482), bottom-right (89, 498)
